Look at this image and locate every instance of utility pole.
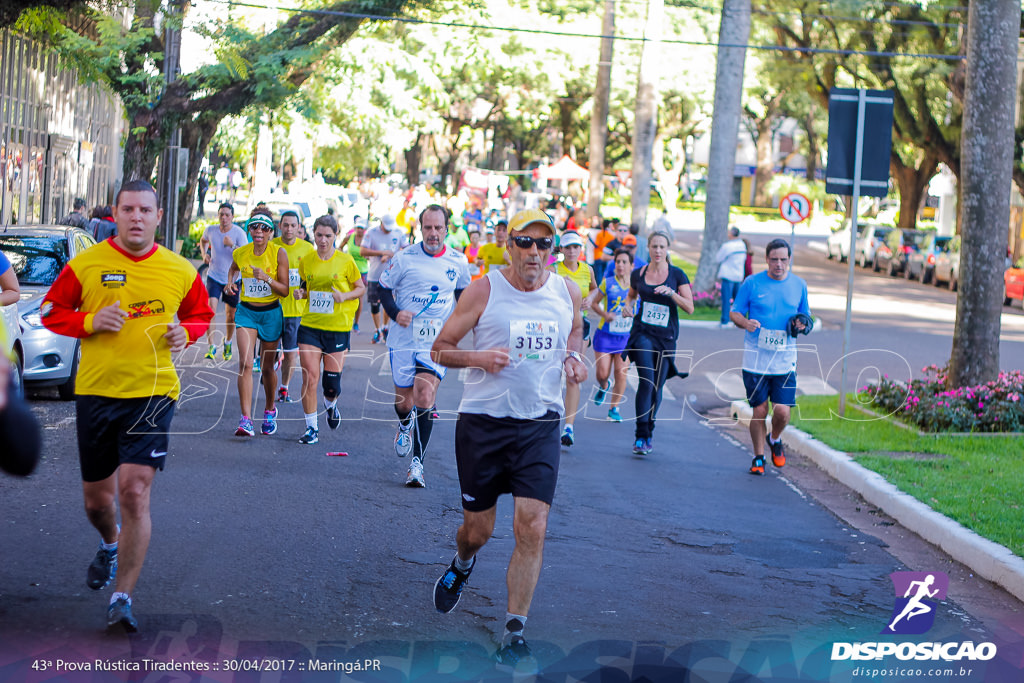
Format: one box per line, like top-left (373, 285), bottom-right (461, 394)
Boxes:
top-left (586, 0), bottom-right (615, 220)
top-left (159, 5), bottom-right (183, 250)
top-left (693, 0), bottom-right (750, 294)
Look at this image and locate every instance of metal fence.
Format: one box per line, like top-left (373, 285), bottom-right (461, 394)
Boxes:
top-left (0, 28), bottom-right (123, 226)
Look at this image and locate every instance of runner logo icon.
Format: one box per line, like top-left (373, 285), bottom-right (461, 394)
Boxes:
top-left (884, 571), bottom-right (948, 635)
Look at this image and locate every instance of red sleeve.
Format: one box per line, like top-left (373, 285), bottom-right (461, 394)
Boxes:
top-left (41, 265), bottom-right (94, 338)
top-left (178, 272), bottom-right (214, 346)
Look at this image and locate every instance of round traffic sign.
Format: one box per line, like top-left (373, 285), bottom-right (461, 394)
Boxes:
top-left (779, 192), bottom-right (811, 224)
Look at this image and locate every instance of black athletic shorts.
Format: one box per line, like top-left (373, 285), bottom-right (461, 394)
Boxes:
top-left (76, 395), bottom-right (176, 482)
top-left (297, 325), bottom-right (351, 354)
top-left (454, 410), bottom-right (561, 512)
top-left (281, 316), bottom-right (301, 352)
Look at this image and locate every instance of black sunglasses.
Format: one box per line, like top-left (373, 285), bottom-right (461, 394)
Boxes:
top-left (510, 235), bottom-right (554, 250)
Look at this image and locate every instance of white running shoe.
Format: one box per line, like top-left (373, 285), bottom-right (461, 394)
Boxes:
top-left (405, 457), bottom-right (425, 487)
top-left (394, 423), bottom-right (413, 457)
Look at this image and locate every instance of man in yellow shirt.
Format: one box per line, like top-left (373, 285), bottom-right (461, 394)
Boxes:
top-left (271, 211), bottom-right (315, 403)
top-left (41, 179), bottom-right (213, 633)
top-left (475, 219), bottom-right (509, 275)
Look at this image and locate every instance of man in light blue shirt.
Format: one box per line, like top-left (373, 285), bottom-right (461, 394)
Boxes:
top-left (729, 238), bottom-right (811, 476)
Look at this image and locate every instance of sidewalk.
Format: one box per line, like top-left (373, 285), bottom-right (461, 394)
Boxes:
top-left (730, 400), bottom-right (1024, 602)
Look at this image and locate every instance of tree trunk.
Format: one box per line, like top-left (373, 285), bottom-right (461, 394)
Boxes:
top-left (630, 0), bottom-right (663, 236)
top-left (890, 153), bottom-right (938, 229)
top-left (694, 0), bottom-right (751, 294)
top-left (176, 113), bottom-right (224, 240)
top-left (587, 0), bottom-right (615, 219)
top-left (804, 107), bottom-right (818, 182)
top-left (405, 134), bottom-right (423, 188)
top-left (947, 0), bottom-right (1020, 388)
top-left (753, 114), bottom-right (774, 207)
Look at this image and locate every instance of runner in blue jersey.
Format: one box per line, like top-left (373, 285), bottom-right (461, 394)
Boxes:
top-left (591, 248), bottom-right (636, 422)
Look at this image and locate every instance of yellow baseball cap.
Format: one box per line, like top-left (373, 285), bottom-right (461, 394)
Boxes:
top-left (507, 208), bottom-right (556, 235)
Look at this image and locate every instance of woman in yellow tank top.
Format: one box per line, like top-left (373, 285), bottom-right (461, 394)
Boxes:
top-left (551, 230), bottom-right (598, 447)
top-left (225, 212), bottom-right (290, 437)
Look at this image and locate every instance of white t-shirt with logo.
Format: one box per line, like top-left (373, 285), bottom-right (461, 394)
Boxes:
top-left (378, 244), bottom-right (470, 351)
top-left (363, 226), bottom-right (409, 281)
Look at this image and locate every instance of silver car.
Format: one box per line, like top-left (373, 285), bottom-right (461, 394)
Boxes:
top-left (0, 225), bottom-right (96, 399)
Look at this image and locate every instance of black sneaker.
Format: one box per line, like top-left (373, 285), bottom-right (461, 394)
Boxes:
top-left (326, 404), bottom-right (341, 430)
top-left (298, 427), bottom-right (319, 445)
top-left (87, 546), bottom-right (117, 590)
top-left (495, 636), bottom-right (537, 673)
top-left (106, 597), bottom-right (138, 633)
top-left (433, 556), bottom-right (474, 613)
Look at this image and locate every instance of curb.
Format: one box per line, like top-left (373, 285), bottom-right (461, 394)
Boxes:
top-left (730, 400), bottom-right (1024, 602)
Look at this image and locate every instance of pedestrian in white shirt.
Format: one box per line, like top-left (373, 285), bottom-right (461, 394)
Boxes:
top-left (716, 226), bottom-right (747, 328)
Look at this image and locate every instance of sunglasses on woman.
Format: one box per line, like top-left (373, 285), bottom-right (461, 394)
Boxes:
top-left (510, 235), bottom-right (554, 250)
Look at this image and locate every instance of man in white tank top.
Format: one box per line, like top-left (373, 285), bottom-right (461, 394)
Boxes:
top-left (429, 209), bottom-right (587, 669)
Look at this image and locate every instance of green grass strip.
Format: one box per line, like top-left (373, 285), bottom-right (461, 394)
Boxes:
top-left (790, 395), bottom-right (1024, 558)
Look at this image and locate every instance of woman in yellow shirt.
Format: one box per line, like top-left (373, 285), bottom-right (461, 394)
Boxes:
top-left (225, 212), bottom-right (289, 437)
top-left (292, 215), bottom-right (366, 444)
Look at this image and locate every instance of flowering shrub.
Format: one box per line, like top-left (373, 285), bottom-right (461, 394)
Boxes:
top-left (692, 283), bottom-right (722, 309)
top-left (860, 365), bottom-right (1024, 433)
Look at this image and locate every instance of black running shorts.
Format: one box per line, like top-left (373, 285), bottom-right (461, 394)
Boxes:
top-left (454, 411), bottom-right (561, 512)
top-left (76, 395), bottom-right (176, 482)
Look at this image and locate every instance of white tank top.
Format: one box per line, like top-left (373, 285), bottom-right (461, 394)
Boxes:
top-left (458, 270), bottom-right (574, 419)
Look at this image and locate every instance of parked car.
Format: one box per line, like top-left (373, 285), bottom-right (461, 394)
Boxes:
top-left (855, 224), bottom-right (894, 268)
top-left (933, 235), bottom-right (962, 291)
top-left (905, 234), bottom-right (952, 284)
top-left (259, 198), bottom-right (312, 239)
top-left (825, 222), bottom-right (857, 262)
top-left (1005, 260), bottom-right (1024, 306)
top-left (1, 295), bottom-right (24, 397)
top-left (0, 225), bottom-right (96, 399)
top-left (874, 228), bottom-right (926, 276)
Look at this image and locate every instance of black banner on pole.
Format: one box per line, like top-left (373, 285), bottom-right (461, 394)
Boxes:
top-left (825, 88), bottom-right (894, 198)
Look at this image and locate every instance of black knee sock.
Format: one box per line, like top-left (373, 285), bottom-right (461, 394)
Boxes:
top-left (395, 405), bottom-right (412, 427)
top-left (413, 406), bottom-right (434, 460)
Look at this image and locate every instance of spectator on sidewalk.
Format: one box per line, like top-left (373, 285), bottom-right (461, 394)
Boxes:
top-left (59, 198), bottom-right (89, 229)
top-left (716, 226), bottom-right (748, 328)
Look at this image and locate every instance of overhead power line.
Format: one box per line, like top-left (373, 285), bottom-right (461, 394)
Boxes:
top-left (210, 0), bottom-right (965, 61)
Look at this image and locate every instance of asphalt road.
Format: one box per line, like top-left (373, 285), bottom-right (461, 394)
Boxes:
top-left (2, 231), bottom-right (1023, 682)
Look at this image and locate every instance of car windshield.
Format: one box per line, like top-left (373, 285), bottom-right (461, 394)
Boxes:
top-left (0, 235), bottom-right (67, 286)
top-left (295, 202), bottom-right (311, 218)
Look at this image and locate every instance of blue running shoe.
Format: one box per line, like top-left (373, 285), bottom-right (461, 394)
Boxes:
top-left (433, 556), bottom-right (474, 613)
top-left (607, 406), bottom-right (622, 422)
top-left (107, 597), bottom-right (138, 633)
top-left (261, 408), bottom-right (278, 435)
top-left (495, 637), bottom-right (537, 674)
top-left (593, 382), bottom-right (609, 406)
top-left (87, 546), bottom-right (117, 590)
top-left (235, 416), bottom-right (255, 437)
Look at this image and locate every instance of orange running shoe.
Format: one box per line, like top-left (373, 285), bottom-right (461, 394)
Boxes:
top-left (749, 455), bottom-right (765, 475)
top-left (767, 437), bottom-right (786, 468)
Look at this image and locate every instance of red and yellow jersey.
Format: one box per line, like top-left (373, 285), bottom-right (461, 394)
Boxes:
top-left (271, 237), bottom-right (315, 317)
top-left (233, 242), bottom-right (282, 305)
top-left (299, 250), bottom-right (362, 332)
top-left (41, 240), bottom-right (213, 400)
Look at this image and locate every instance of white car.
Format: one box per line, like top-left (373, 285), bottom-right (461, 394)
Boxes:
top-left (826, 220), bottom-right (893, 267)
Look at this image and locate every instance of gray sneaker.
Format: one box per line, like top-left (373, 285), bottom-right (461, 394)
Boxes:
top-left (405, 457), bottom-right (425, 487)
top-left (394, 423), bottom-right (413, 457)
top-left (106, 597), bottom-right (138, 633)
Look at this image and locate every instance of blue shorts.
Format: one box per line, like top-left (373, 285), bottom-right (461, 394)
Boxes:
top-left (742, 370), bottom-right (797, 408)
top-left (592, 329), bottom-right (628, 354)
top-left (235, 301), bottom-right (283, 343)
top-left (206, 276), bottom-right (240, 308)
top-left (281, 316), bottom-right (301, 351)
top-left (389, 348), bottom-right (446, 388)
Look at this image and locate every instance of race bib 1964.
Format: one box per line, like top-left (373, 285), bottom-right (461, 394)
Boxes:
top-left (757, 327), bottom-right (788, 352)
top-left (510, 320), bottom-right (558, 362)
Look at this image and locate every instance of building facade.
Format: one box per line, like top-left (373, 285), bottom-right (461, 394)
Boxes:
top-left (1, 27), bottom-right (123, 226)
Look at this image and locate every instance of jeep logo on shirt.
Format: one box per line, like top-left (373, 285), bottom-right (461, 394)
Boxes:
top-left (101, 271), bottom-right (127, 288)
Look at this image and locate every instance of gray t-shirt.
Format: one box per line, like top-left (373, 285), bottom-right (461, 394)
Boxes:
top-left (362, 226), bottom-right (408, 282)
top-left (202, 223), bottom-right (249, 284)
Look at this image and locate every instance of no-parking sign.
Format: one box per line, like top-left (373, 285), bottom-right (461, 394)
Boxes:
top-left (779, 192), bottom-right (811, 225)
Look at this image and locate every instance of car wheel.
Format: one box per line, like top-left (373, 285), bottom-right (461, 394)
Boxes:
top-left (57, 342), bottom-right (80, 401)
top-left (922, 268), bottom-right (932, 285)
top-left (873, 257), bottom-right (882, 272)
top-left (858, 252), bottom-right (868, 268)
top-left (826, 244), bottom-right (834, 260)
top-left (888, 260), bottom-right (898, 277)
top-left (948, 274), bottom-right (957, 292)
top-left (10, 347), bottom-right (25, 399)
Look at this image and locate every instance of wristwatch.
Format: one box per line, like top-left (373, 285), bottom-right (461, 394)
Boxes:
top-left (565, 351), bottom-right (583, 364)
